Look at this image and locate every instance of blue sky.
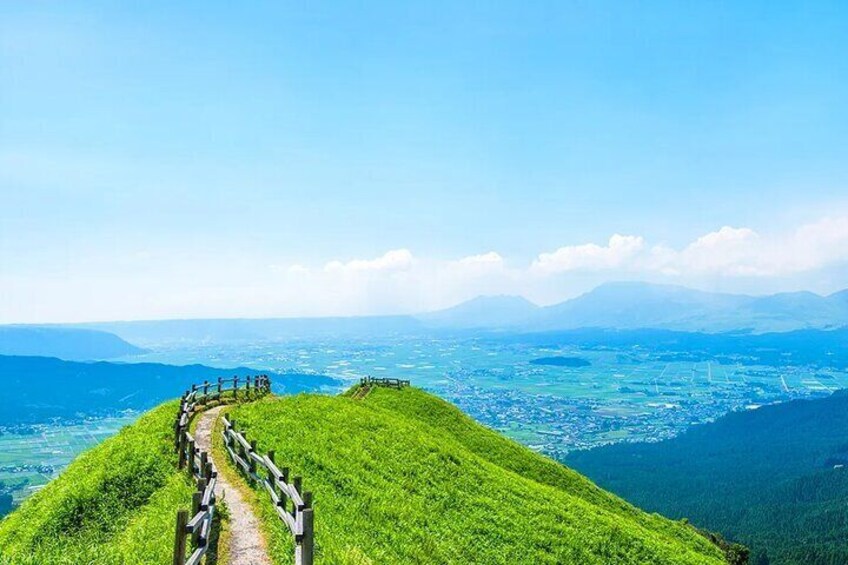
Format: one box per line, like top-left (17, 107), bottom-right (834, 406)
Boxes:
top-left (2, 2), bottom-right (848, 322)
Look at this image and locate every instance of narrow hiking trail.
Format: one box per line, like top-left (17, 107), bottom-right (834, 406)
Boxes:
top-left (195, 405), bottom-right (272, 565)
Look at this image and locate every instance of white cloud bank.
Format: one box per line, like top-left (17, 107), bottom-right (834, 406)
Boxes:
top-left (324, 249), bottom-right (414, 274)
top-left (269, 215), bottom-right (848, 316)
top-left (3, 216), bottom-right (848, 323)
top-left (529, 217), bottom-right (848, 280)
top-left (531, 234), bottom-right (645, 274)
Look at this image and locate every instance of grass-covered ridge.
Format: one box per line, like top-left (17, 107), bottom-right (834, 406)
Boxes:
top-left (227, 386), bottom-right (728, 564)
top-left (0, 402), bottom-right (193, 564)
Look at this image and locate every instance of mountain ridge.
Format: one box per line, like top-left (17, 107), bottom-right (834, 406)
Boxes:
top-left (424, 281), bottom-right (848, 333)
top-left (0, 326), bottom-right (144, 360)
top-left (6, 282), bottom-right (847, 342)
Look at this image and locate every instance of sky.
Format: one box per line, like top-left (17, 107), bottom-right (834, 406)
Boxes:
top-left (2, 1), bottom-right (848, 323)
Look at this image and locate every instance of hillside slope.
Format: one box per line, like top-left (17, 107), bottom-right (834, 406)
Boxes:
top-left (566, 390), bottom-right (848, 565)
top-left (226, 387), bottom-right (728, 564)
top-left (0, 402), bottom-right (193, 564)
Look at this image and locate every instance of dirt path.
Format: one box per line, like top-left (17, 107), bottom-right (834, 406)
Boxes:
top-left (194, 405), bottom-right (272, 565)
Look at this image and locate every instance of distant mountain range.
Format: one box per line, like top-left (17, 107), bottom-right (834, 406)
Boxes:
top-left (70, 315), bottom-right (424, 345)
top-left (421, 282), bottom-right (848, 333)
top-left (0, 326), bottom-right (144, 360)
top-left (3, 282), bottom-right (847, 348)
top-left (0, 355), bottom-right (340, 425)
top-left (416, 294), bottom-right (540, 329)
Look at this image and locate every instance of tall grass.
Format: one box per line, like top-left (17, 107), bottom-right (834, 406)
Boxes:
top-left (0, 402), bottom-right (193, 564)
top-left (227, 387), bottom-right (727, 564)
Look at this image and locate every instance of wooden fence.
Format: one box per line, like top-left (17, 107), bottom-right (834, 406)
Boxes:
top-left (172, 375), bottom-right (272, 565)
top-left (221, 415), bottom-right (315, 565)
top-left (359, 375), bottom-right (410, 389)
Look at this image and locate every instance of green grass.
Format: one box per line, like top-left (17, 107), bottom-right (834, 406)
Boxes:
top-left (226, 386), bottom-right (728, 564)
top-left (0, 402), bottom-right (193, 565)
top-left (0, 387), bottom-right (732, 564)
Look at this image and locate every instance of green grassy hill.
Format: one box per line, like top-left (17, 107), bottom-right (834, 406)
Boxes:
top-left (224, 386), bottom-right (728, 564)
top-left (0, 387), bottom-right (732, 564)
top-left (0, 402), bottom-right (193, 564)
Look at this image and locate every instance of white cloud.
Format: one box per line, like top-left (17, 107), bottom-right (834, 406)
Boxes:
top-left (671, 226), bottom-right (764, 276)
top-left (665, 218), bottom-right (848, 277)
top-left (323, 249), bottom-right (414, 274)
top-left (457, 251), bottom-right (504, 266)
top-left (286, 264), bottom-right (310, 275)
top-left (525, 217), bottom-right (848, 281)
top-left (5, 216), bottom-right (848, 323)
top-left (531, 234), bottom-right (645, 274)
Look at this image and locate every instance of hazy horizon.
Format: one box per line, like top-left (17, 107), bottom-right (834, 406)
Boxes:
top-left (3, 279), bottom-right (846, 326)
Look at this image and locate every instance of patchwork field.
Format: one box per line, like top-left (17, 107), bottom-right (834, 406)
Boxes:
top-left (4, 330), bottom-right (847, 511)
top-left (0, 416), bottom-right (136, 506)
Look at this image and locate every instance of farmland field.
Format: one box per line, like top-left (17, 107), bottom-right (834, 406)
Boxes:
top-left (4, 330), bottom-right (847, 511)
top-left (0, 415), bottom-right (136, 507)
top-left (124, 333), bottom-right (848, 457)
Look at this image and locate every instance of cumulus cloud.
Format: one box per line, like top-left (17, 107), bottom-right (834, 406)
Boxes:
top-left (665, 217), bottom-right (848, 277)
top-left (523, 217), bottom-right (848, 281)
top-left (457, 251), bottom-right (504, 266)
top-left (531, 234), bottom-right (645, 274)
top-left (323, 249), bottom-right (414, 274)
top-left (670, 226), bottom-right (763, 276)
top-left (17, 216), bottom-right (846, 323)
top-left (270, 216), bottom-right (848, 316)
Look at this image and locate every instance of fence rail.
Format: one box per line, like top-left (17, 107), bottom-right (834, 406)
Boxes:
top-left (172, 375), bottom-right (271, 565)
top-left (221, 415), bottom-right (314, 565)
top-left (359, 376), bottom-right (410, 389)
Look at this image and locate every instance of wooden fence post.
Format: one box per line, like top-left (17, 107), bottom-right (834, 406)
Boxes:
top-left (218, 376), bottom-right (222, 396)
top-left (234, 376), bottom-right (239, 400)
top-left (191, 491), bottom-right (202, 548)
top-left (187, 438), bottom-right (195, 476)
top-left (301, 507), bottom-right (314, 565)
top-left (174, 418), bottom-right (182, 451)
top-left (280, 466), bottom-right (290, 509)
top-left (249, 440), bottom-right (257, 474)
top-left (173, 509), bottom-right (188, 565)
top-left (293, 476), bottom-right (302, 499)
top-left (267, 450), bottom-right (276, 485)
top-left (197, 478), bottom-right (207, 504)
top-left (178, 430), bottom-right (187, 469)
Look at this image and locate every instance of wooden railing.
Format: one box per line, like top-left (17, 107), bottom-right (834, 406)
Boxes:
top-left (359, 376), bottom-right (410, 389)
top-left (172, 375), bottom-right (271, 565)
top-left (221, 415), bottom-right (315, 565)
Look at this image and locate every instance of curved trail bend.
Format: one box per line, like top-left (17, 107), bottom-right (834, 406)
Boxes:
top-left (194, 405), bottom-right (272, 565)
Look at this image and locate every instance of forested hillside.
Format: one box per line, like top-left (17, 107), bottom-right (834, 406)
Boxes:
top-left (567, 390), bottom-right (848, 565)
